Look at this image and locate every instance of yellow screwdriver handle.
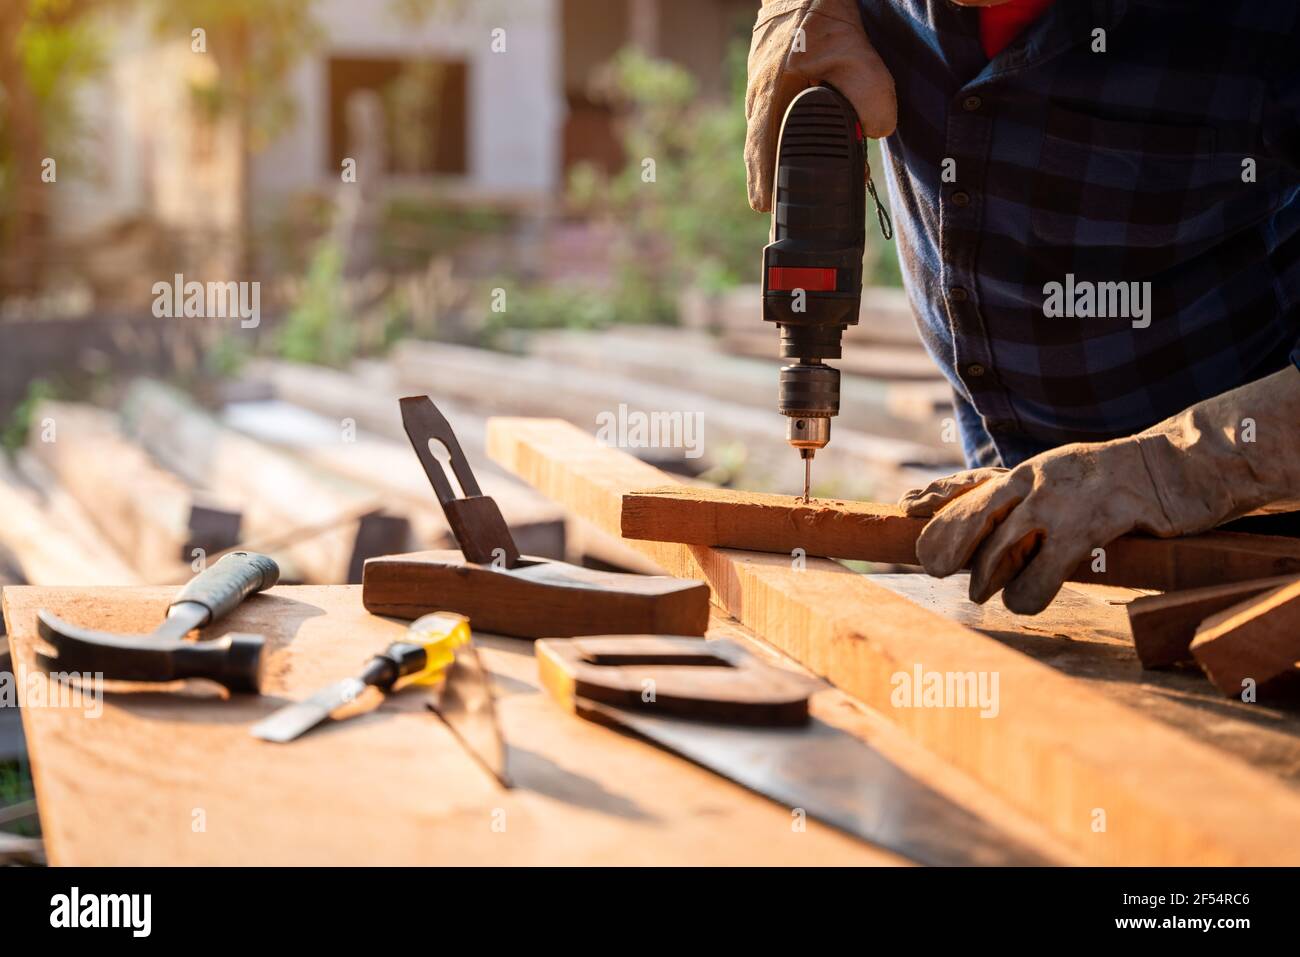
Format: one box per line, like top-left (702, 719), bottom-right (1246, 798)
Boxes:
top-left (403, 612), bottom-right (472, 686)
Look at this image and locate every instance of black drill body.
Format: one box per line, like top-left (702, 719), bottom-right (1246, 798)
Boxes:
top-left (761, 85), bottom-right (867, 477)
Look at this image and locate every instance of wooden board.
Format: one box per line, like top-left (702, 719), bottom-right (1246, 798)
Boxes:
top-left (620, 484), bottom-right (1300, 591)
top-left (28, 401), bottom-right (238, 582)
top-left (4, 585), bottom-right (1077, 865)
top-left (222, 396), bottom-right (566, 561)
top-left (525, 327), bottom-right (956, 448)
top-left (362, 549), bottom-right (710, 638)
top-left (872, 572), bottom-right (1300, 786)
top-left (390, 339), bottom-right (947, 502)
top-left (0, 456), bottom-right (140, 587)
top-left (1127, 575), bottom-right (1300, 668)
top-left (240, 359), bottom-right (681, 573)
top-left (121, 380), bottom-right (405, 584)
top-left (1192, 580), bottom-right (1300, 695)
top-left (485, 416), bottom-right (1300, 865)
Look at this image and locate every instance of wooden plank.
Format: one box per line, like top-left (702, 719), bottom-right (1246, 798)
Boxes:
top-left (485, 416), bottom-right (1300, 865)
top-left (391, 340), bottom-right (948, 502)
top-left (3, 585), bottom-right (917, 865)
top-left (871, 572), bottom-right (1300, 785)
top-left (242, 359), bottom-right (572, 560)
top-left (222, 398), bottom-right (566, 560)
top-left (1127, 575), bottom-right (1300, 668)
top-left (121, 380), bottom-right (406, 584)
top-left (619, 484), bottom-right (1300, 591)
top-left (525, 327), bottom-right (956, 448)
top-left (1192, 580), bottom-right (1300, 696)
top-left (27, 401), bottom-right (239, 581)
top-left (0, 456), bottom-right (140, 586)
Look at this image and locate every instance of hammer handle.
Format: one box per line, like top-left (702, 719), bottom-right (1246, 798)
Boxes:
top-left (170, 551), bottom-right (280, 626)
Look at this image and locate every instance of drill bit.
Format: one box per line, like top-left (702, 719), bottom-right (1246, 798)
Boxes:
top-left (801, 450), bottom-right (814, 503)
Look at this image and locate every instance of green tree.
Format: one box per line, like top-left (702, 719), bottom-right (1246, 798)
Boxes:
top-left (570, 44), bottom-right (769, 303)
top-left (0, 0), bottom-right (116, 295)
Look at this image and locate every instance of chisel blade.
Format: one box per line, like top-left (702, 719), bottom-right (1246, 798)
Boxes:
top-left (576, 698), bottom-right (1055, 866)
top-left (251, 677), bottom-right (368, 743)
top-left (431, 641), bottom-right (509, 787)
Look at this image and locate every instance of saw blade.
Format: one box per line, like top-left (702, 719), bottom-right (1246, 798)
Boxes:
top-left (576, 698), bottom-right (1053, 866)
top-left (251, 677), bottom-right (368, 743)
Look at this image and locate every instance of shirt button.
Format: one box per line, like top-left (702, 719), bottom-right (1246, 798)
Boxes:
top-left (962, 95), bottom-right (982, 112)
top-left (951, 191), bottom-right (971, 207)
top-left (966, 363), bottom-right (986, 377)
top-left (949, 286), bottom-right (969, 303)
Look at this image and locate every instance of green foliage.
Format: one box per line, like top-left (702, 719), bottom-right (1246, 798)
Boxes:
top-left (146, 0), bottom-right (324, 150)
top-left (570, 45), bottom-right (768, 301)
top-left (18, 2), bottom-right (105, 125)
top-left (275, 243), bottom-right (356, 366)
top-left (0, 759), bottom-right (36, 837)
top-left (480, 281), bottom-right (621, 349)
top-left (1, 378), bottom-right (54, 452)
top-left (379, 198), bottom-right (514, 271)
top-left (570, 42), bottom-right (902, 298)
top-left (203, 331), bottom-right (251, 378)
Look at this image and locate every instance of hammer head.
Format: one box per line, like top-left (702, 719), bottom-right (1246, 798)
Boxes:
top-left (36, 610), bottom-right (265, 693)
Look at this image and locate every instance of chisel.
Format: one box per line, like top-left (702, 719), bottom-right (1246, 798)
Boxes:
top-left (251, 612), bottom-right (509, 785)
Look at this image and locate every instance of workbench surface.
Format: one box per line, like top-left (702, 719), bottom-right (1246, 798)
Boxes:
top-left (3, 585), bottom-right (1070, 866)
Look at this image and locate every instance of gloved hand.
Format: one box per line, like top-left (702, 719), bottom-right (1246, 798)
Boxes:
top-left (899, 366), bottom-right (1300, 614)
top-left (745, 0), bottom-right (897, 213)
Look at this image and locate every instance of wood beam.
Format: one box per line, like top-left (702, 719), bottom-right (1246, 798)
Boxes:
top-left (0, 455), bottom-right (140, 586)
top-left (121, 380), bottom-right (407, 584)
top-left (1192, 580), bottom-right (1300, 696)
top-left (619, 484), bottom-right (1300, 591)
top-left (28, 401), bottom-right (239, 581)
top-left (485, 417), bottom-right (1300, 865)
top-left (1127, 575), bottom-right (1300, 668)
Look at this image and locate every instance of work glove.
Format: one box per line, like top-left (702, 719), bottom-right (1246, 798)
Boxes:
top-left (745, 0), bottom-right (897, 213)
top-left (898, 366), bottom-right (1300, 615)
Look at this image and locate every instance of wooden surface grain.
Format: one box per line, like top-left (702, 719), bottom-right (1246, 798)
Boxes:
top-left (6, 584), bottom-right (1073, 866)
top-left (487, 417), bottom-right (1300, 865)
top-left (1126, 575), bottom-right (1300, 668)
top-left (620, 484), bottom-right (1300, 592)
top-left (1192, 580), bottom-right (1300, 696)
top-left (362, 549), bottom-right (709, 637)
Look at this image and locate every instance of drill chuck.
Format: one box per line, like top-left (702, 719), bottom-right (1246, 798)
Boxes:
top-left (780, 361), bottom-right (839, 451)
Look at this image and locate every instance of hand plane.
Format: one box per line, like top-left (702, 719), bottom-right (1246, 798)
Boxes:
top-left (361, 397), bottom-right (709, 639)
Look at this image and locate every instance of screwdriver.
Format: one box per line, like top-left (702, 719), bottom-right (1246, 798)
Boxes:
top-left (251, 612), bottom-right (471, 743)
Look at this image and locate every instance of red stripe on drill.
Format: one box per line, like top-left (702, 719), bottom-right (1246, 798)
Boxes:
top-left (768, 267), bottom-right (837, 291)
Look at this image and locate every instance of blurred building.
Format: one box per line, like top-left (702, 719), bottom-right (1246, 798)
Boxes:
top-left (50, 0), bottom-right (754, 274)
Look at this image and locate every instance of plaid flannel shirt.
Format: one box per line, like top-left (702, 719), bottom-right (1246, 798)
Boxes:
top-left (855, 0), bottom-right (1300, 468)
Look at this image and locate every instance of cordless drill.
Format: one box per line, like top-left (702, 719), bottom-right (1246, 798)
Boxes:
top-left (761, 84), bottom-right (870, 501)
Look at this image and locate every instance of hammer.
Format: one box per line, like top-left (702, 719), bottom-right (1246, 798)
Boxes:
top-left (36, 551), bottom-right (280, 693)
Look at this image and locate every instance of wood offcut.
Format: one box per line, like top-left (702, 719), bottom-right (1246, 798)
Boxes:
top-left (620, 484), bottom-right (1300, 592)
top-left (1191, 579), bottom-right (1300, 695)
